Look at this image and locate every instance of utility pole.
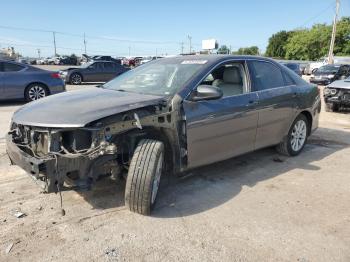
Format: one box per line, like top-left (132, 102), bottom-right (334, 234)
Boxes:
top-left (37, 49), bottom-right (41, 59)
top-left (328, 0), bottom-right (340, 64)
top-left (180, 42), bottom-right (184, 55)
top-left (52, 31), bottom-right (57, 56)
top-left (128, 46), bottom-right (131, 57)
top-left (187, 35), bottom-right (192, 54)
top-left (83, 33), bottom-right (87, 54)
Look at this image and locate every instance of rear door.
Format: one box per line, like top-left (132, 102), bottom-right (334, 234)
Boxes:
top-left (183, 61), bottom-right (259, 168)
top-left (104, 62), bottom-right (118, 81)
top-left (247, 60), bottom-right (298, 149)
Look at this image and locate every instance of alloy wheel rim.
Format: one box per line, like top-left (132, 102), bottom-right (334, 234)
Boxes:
top-left (72, 74), bottom-right (81, 84)
top-left (28, 85), bottom-right (46, 101)
top-left (151, 153), bottom-right (163, 205)
top-left (291, 120), bottom-right (307, 152)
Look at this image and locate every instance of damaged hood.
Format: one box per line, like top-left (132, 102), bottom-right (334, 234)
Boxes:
top-left (328, 79), bottom-right (350, 89)
top-left (12, 87), bottom-right (164, 128)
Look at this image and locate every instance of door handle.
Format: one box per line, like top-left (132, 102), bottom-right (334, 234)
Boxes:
top-left (292, 92), bottom-right (298, 98)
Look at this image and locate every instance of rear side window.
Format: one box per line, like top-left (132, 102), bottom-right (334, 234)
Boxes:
top-left (3, 62), bottom-right (24, 72)
top-left (249, 61), bottom-right (285, 91)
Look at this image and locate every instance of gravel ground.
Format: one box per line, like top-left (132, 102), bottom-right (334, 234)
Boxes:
top-left (0, 72), bottom-right (349, 262)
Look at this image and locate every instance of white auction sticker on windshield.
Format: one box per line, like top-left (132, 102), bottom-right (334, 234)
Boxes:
top-left (181, 60), bottom-right (207, 65)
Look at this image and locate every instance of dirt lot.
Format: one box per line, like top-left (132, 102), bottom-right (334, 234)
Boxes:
top-left (0, 73), bottom-right (349, 261)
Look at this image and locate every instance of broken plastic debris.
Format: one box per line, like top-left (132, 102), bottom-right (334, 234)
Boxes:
top-left (5, 243), bottom-right (14, 254)
top-left (10, 209), bottom-right (26, 218)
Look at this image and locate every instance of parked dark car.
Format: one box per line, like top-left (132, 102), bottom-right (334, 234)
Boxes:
top-left (92, 55), bottom-right (122, 64)
top-left (59, 61), bottom-right (129, 84)
top-left (6, 55), bottom-right (320, 215)
top-left (59, 55), bottom-right (79, 65)
top-left (281, 62), bottom-right (302, 76)
top-left (0, 59), bottom-right (65, 101)
top-left (310, 64), bottom-right (350, 85)
top-left (324, 76), bottom-right (350, 112)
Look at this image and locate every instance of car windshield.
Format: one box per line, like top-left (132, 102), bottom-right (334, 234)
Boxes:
top-left (102, 58), bottom-right (207, 96)
top-left (317, 65), bottom-right (340, 73)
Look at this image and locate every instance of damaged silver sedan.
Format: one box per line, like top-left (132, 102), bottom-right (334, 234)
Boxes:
top-left (6, 55), bottom-right (321, 215)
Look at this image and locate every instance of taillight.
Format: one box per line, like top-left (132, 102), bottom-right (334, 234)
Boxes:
top-left (51, 73), bottom-right (60, 79)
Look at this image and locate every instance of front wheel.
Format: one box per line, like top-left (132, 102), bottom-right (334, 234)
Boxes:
top-left (276, 114), bottom-right (309, 156)
top-left (125, 139), bottom-right (164, 215)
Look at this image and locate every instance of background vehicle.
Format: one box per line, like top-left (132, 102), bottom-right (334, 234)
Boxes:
top-left (7, 55), bottom-right (320, 215)
top-left (310, 64), bottom-right (350, 85)
top-left (92, 55), bottom-right (122, 64)
top-left (140, 56), bottom-right (163, 65)
top-left (281, 62), bottom-right (302, 76)
top-left (0, 59), bottom-right (65, 101)
top-left (324, 76), bottom-right (350, 112)
top-left (59, 60), bottom-right (129, 84)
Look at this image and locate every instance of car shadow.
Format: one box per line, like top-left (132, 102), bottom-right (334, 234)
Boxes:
top-left (0, 100), bottom-right (26, 107)
top-left (75, 127), bottom-right (350, 215)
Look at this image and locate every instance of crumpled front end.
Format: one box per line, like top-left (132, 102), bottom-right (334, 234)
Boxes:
top-left (6, 122), bottom-right (119, 193)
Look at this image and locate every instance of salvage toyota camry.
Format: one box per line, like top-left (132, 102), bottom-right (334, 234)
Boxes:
top-left (6, 55), bottom-right (321, 215)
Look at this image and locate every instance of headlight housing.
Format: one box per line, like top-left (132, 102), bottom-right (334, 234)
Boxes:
top-left (325, 88), bottom-right (337, 96)
top-left (327, 74), bottom-right (335, 79)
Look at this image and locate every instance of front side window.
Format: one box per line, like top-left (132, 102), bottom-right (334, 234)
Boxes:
top-left (249, 61), bottom-right (285, 91)
top-left (199, 62), bottom-right (247, 97)
top-left (3, 62), bottom-right (24, 72)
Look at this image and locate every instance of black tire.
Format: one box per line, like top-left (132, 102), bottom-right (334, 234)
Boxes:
top-left (325, 103), bottom-right (339, 112)
top-left (70, 73), bottom-right (82, 85)
top-left (276, 114), bottom-right (309, 156)
top-left (24, 83), bottom-right (49, 102)
top-left (125, 139), bottom-right (164, 215)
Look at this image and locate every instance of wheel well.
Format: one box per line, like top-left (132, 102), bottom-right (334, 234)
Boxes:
top-left (300, 111), bottom-right (312, 136)
top-left (24, 82), bottom-right (50, 96)
top-left (115, 127), bottom-right (177, 174)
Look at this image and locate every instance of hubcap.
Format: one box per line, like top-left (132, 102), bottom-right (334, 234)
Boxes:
top-left (28, 85), bottom-right (46, 101)
top-left (151, 153), bottom-right (163, 205)
top-left (72, 74), bottom-right (81, 84)
top-left (290, 120), bottom-right (307, 152)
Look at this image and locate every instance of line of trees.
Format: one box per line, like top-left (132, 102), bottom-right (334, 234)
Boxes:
top-left (265, 17), bottom-right (350, 60)
top-left (216, 17), bottom-right (350, 60)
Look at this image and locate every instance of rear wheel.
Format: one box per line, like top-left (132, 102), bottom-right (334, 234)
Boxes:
top-left (125, 139), bottom-right (164, 215)
top-left (25, 83), bottom-right (48, 102)
top-left (70, 73), bottom-right (82, 85)
top-left (276, 114), bottom-right (309, 156)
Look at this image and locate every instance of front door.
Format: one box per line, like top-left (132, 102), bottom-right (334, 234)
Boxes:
top-left (183, 61), bottom-right (259, 168)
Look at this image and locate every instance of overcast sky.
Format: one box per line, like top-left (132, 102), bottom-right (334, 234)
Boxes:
top-left (0, 0), bottom-right (349, 57)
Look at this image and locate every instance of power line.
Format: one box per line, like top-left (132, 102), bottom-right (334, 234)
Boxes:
top-left (298, 1), bottom-right (335, 28)
top-left (0, 24), bottom-right (180, 45)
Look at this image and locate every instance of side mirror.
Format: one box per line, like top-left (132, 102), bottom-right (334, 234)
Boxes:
top-left (191, 85), bottom-right (223, 101)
